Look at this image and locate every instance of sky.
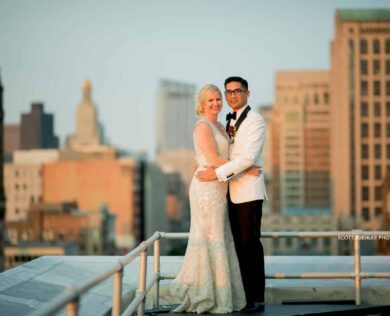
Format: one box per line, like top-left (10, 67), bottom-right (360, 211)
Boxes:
top-left (1, 0), bottom-right (389, 158)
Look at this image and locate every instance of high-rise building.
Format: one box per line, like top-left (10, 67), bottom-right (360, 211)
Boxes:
top-left (272, 71), bottom-right (331, 215)
top-left (330, 9), bottom-right (390, 230)
top-left (258, 105), bottom-right (273, 215)
top-left (156, 79), bottom-right (196, 153)
top-left (67, 80), bottom-right (102, 149)
top-left (4, 124), bottom-right (20, 162)
top-left (20, 103), bottom-right (59, 150)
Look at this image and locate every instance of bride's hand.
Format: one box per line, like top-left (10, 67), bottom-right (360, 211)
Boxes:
top-left (246, 165), bottom-right (262, 177)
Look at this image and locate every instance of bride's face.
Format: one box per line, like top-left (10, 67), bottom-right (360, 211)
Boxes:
top-left (203, 91), bottom-right (222, 117)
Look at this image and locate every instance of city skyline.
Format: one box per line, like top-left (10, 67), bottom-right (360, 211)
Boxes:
top-left (1, 0), bottom-right (388, 158)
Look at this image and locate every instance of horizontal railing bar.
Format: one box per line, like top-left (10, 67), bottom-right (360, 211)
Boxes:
top-left (161, 271), bottom-right (390, 280)
top-left (260, 231), bottom-right (390, 238)
top-left (365, 273), bottom-right (390, 278)
top-left (159, 231), bottom-right (390, 240)
top-left (270, 273), bottom-right (354, 279)
top-left (159, 232), bottom-right (189, 239)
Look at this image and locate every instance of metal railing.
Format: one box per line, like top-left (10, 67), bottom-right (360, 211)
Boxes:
top-left (31, 230), bottom-right (390, 316)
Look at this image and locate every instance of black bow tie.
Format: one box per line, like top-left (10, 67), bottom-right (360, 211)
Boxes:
top-left (226, 112), bottom-right (237, 121)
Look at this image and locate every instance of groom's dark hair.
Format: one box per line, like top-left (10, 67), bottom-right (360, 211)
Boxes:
top-left (224, 76), bottom-right (248, 91)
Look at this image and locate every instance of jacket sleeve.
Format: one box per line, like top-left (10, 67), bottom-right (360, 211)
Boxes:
top-left (215, 114), bottom-right (265, 182)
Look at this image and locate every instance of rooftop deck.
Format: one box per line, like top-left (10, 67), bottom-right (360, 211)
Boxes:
top-left (1, 255), bottom-right (390, 315)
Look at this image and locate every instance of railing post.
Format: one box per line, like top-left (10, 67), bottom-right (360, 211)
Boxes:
top-left (154, 238), bottom-right (161, 308)
top-left (112, 260), bottom-right (123, 316)
top-left (137, 247), bottom-right (148, 316)
top-left (65, 285), bottom-right (79, 316)
top-left (353, 230), bottom-right (362, 305)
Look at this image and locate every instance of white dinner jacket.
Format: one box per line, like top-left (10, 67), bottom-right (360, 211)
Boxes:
top-left (215, 106), bottom-right (267, 203)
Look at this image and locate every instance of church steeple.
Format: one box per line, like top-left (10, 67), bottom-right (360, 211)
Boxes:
top-left (82, 80), bottom-right (91, 101)
top-left (67, 80), bottom-right (102, 149)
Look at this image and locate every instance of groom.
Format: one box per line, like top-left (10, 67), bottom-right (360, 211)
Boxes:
top-left (196, 76), bottom-right (266, 313)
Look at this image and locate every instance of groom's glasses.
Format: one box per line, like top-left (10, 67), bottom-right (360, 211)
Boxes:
top-left (224, 89), bottom-right (245, 97)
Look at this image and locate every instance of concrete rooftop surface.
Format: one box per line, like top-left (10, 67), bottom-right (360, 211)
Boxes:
top-left (0, 256), bottom-right (390, 315)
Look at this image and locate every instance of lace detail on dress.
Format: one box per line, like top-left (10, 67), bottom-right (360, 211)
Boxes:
top-left (168, 118), bottom-right (246, 314)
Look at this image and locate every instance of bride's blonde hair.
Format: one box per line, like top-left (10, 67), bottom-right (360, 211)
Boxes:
top-left (195, 84), bottom-right (221, 116)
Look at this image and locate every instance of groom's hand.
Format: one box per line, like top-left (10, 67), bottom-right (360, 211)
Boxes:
top-left (196, 166), bottom-right (217, 181)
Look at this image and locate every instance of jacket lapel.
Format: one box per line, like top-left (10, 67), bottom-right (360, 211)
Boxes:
top-left (234, 105), bottom-right (251, 132)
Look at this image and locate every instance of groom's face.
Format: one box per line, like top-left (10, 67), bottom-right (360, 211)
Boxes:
top-left (224, 81), bottom-right (250, 111)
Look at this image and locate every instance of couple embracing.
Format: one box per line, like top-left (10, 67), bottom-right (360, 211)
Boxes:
top-left (170, 76), bottom-right (267, 314)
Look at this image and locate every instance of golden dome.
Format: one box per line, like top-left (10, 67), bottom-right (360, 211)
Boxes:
top-left (82, 80), bottom-right (91, 90)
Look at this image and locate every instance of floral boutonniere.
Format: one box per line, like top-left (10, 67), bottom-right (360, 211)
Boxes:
top-left (227, 125), bottom-right (237, 143)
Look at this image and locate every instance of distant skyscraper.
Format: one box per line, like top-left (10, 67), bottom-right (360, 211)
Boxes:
top-left (20, 103), bottom-right (59, 149)
top-left (330, 9), bottom-right (390, 230)
top-left (156, 79), bottom-right (196, 153)
top-left (4, 124), bottom-right (20, 161)
top-left (258, 105), bottom-right (273, 215)
top-left (67, 80), bottom-right (102, 149)
top-left (272, 71), bottom-right (331, 215)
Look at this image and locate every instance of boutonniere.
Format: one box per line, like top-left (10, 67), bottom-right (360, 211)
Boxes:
top-left (227, 125), bottom-right (237, 143)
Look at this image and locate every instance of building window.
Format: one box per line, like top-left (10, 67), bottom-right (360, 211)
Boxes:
top-left (387, 123), bottom-right (390, 137)
top-left (360, 39), bottom-right (368, 54)
top-left (386, 40), bottom-right (390, 54)
top-left (387, 81), bottom-right (390, 96)
top-left (15, 208), bottom-right (20, 214)
top-left (361, 123), bottom-right (369, 138)
top-left (362, 187), bottom-right (369, 201)
top-left (387, 102), bottom-right (390, 117)
top-left (361, 81), bottom-right (368, 96)
top-left (387, 144), bottom-right (390, 159)
top-left (375, 165), bottom-right (382, 180)
top-left (373, 60), bottom-right (381, 75)
top-left (362, 144), bottom-right (369, 159)
top-left (375, 144), bottom-right (381, 159)
top-left (314, 93), bottom-right (319, 105)
top-left (374, 81), bottom-right (381, 96)
top-left (375, 207), bottom-right (382, 217)
top-left (324, 92), bottom-right (329, 104)
top-left (373, 39), bottom-right (380, 54)
top-left (386, 60), bottom-right (390, 75)
top-left (362, 165), bottom-right (369, 180)
top-left (375, 186), bottom-right (382, 201)
top-left (374, 102), bottom-right (381, 117)
top-left (361, 60), bottom-right (368, 75)
top-left (374, 123), bottom-right (381, 138)
top-left (361, 102), bottom-right (368, 117)
top-left (362, 207), bottom-right (370, 221)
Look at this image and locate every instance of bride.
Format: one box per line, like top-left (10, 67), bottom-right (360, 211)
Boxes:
top-left (170, 84), bottom-right (259, 313)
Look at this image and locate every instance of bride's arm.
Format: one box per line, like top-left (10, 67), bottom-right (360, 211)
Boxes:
top-left (194, 122), bottom-right (228, 168)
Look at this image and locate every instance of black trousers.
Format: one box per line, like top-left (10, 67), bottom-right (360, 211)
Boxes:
top-left (228, 194), bottom-right (265, 304)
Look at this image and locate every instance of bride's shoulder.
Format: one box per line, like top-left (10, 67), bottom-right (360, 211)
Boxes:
top-left (193, 119), bottom-right (212, 133)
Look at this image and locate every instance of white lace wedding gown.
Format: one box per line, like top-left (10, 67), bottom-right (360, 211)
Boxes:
top-left (170, 118), bottom-right (246, 314)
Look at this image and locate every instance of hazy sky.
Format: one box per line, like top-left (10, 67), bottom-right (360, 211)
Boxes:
top-left (1, 0), bottom-right (388, 158)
